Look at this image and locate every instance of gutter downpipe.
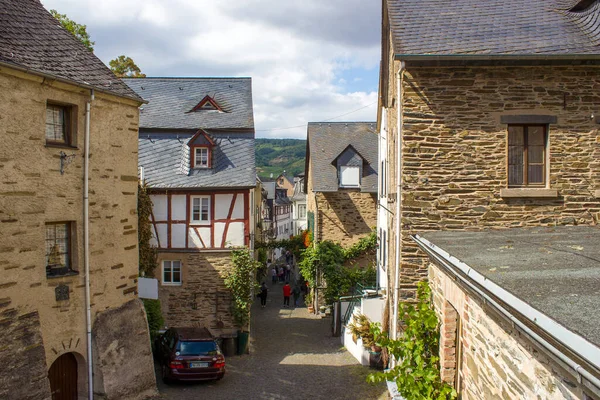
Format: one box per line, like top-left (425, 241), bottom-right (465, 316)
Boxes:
top-left (392, 62), bottom-right (405, 342)
top-left (84, 90), bottom-right (94, 400)
top-left (412, 234), bottom-right (600, 396)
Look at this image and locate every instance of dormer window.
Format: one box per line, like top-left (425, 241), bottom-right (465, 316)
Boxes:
top-left (188, 129), bottom-right (214, 169)
top-left (189, 95), bottom-right (223, 113)
top-left (194, 147), bottom-right (209, 168)
top-left (339, 166), bottom-right (360, 187)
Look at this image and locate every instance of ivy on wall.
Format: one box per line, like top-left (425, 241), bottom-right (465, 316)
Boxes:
top-left (138, 182), bottom-right (157, 277)
top-left (223, 248), bottom-right (261, 330)
top-left (299, 230), bottom-right (377, 304)
top-left (368, 281), bottom-right (457, 400)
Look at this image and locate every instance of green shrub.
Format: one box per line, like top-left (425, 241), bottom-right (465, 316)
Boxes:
top-left (143, 298), bottom-right (164, 348)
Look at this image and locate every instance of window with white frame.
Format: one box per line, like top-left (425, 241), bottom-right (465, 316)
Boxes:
top-left (162, 260), bottom-right (182, 285)
top-left (298, 204), bottom-right (306, 219)
top-left (191, 196), bottom-right (210, 223)
top-left (194, 147), bottom-right (209, 168)
top-left (339, 166), bottom-right (360, 187)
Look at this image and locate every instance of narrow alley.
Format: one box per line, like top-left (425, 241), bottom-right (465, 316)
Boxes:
top-left (156, 282), bottom-right (387, 400)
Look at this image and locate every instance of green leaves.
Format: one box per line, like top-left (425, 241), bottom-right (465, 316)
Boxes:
top-left (223, 248), bottom-right (261, 329)
top-left (50, 10), bottom-right (94, 52)
top-left (367, 282), bottom-right (457, 400)
top-left (138, 183), bottom-right (157, 277)
top-left (298, 230), bottom-right (377, 303)
top-left (109, 55), bottom-right (146, 78)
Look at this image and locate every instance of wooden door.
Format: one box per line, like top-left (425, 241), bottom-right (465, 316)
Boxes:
top-left (49, 353), bottom-right (78, 400)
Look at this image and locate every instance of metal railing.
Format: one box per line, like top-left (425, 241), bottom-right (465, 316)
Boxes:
top-left (340, 283), bottom-right (378, 325)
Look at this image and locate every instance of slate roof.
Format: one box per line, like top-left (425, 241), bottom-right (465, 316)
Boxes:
top-left (0, 0), bottom-right (142, 101)
top-left (139, 131), bottom-right (255, 189)
top-left (306, 122), bottom-right (378, 193)
top-left (124, 78), bottom-right (254, 130)
top-left (387, 0), bottom-right (600, 56)
top-left (420, 226), bottom-right (600, 348)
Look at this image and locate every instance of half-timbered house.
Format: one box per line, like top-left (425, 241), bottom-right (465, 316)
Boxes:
top-left (125, 77), bottom-right (256, 333)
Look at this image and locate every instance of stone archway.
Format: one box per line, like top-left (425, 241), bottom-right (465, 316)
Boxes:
top-left (48, 352), bottom-right (78, 400)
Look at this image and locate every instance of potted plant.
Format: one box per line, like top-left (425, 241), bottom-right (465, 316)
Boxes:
top-left (306, 291), bottom-right (314, 313)
top-left (347, 313), bottom-right (383, 369)
top-left (223, 248), bottom-right (260, 355)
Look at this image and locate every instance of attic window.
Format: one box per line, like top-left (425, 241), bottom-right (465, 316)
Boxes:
top-left (570, 0), bottom-right (597, 12)
top-left (189, 95), bottom-right (223, 112)
top-left (339, 166), bottom-right (360, 187)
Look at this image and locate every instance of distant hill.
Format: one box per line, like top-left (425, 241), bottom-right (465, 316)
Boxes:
top-left (256, 139), bottom-right (306, 180)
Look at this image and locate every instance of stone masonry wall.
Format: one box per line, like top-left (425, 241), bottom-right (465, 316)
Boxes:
top-left (429, 263), bottom-right (588, 400)
top-left (392, 65), bottom-right (600, 300)
top-left (316, 191), bottom-right (377, 247)
top-left (156, 251), bottom-right (236, 336)
top-left (0, 67), bottom-right (148, 394)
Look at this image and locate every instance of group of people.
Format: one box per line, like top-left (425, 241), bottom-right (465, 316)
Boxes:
top-left (270, 263), bottom-right (292, 284)
top-left (258, 276), bottom-right (309, 309)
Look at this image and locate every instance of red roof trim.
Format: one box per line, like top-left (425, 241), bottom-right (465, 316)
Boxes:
top-left (190, 95), bottom-right (223, 112)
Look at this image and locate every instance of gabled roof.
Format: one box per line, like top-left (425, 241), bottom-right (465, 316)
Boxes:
top-left (139, 131), bottom-right (255, 189)
top-left (124, 77), bottom-right (254, 130)
top-left (0, 0), bottom-right (142, 102)
top-left (387, 0), bottom-right (600, 57)
top-left (306, 122), bottom-right (378, 193)
top-left (332, 144), bottom-right (370, 166)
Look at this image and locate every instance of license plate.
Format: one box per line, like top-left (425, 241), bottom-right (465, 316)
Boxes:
top-left (190, 362), bottom-right (209, 368)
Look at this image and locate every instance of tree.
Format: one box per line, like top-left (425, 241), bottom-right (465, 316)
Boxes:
top-left (109, 56), bottom-right (146, 78)
top-left (50, 10), bottom-right (94, 52)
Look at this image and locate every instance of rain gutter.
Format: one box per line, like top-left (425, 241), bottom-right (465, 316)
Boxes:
top-left (412, 234), bottom-right (600, 397)
top-left (0, 60), bottom-right (146, 104)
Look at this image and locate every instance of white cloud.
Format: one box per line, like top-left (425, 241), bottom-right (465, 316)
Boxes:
top-left (41, 0), bottom-right (380, 138)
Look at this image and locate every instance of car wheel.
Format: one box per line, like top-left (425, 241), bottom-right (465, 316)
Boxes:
top-left (161, 364), bottom-right (172, 384)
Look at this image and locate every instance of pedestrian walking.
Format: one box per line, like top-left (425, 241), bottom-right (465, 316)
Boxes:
top-left (282, 282), bottom-right (291, 307)
top-left (259, 282), bottom-right (268, 308)
top-left (271, 266), bottom-right (277, 284)
top-left (278, 266), bottom-right (284, 283)
top-left (285, 264), bottom-right (291, 281)
top-left (292, 284), bottom-right (301, 307)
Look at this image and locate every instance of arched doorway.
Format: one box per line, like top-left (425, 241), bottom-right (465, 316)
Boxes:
top-left (48, 353), bottom-right (78, 400)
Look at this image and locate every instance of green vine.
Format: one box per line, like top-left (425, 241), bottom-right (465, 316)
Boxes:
top-left (255, 231), bottom-right (309, 259)
top-left (138, 182), bottom-right (157, 277)
top-left (368, 282), bottom-right (457, 400)
top-left (299, 230), bottom-right (377, 304)
top-left (223, 248), bottom-right (261, 330)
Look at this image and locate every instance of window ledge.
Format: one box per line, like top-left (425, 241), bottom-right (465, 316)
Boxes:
top-left (595, 189), bottom-right (600, 198)
top-left (500, 188), bottom-right (558, 198)
top-left (162, 283), bottom-right (182, 287)
top-left (45, 143), bottom-right (78, 150)
top-left (46, 270), bottom-right (79, 279)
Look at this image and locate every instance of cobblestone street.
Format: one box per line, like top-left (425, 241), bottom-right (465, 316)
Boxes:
top-left (155, 282), bottom-right (387, 400)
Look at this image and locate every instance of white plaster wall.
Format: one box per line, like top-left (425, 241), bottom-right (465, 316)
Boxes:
top-left (151, 195), bottom-right (167, 221)
top-left (232, 194), bottom-right (244, 219)
top-left (214, 222), bottom-right (225, 247)
top-left (156, 224), bottom-right (167, 248)
top-left (342, 303), bottom-right (369, 366)
top-left (171, 195), bottom-right (186, 220)
top-left (171, 224), bottom-right (186, 248)
top-left (215, 194), bottom-right (233, 219)
top-left (226, 222), bottom-right (245, 246)
top-left (361, 297), bottom-right (385, 324)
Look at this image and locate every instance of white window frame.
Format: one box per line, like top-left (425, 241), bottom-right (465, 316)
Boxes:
top-left (298, 204), bottom-right (306, 219)
top-left (190, 195), bottom-right (210, 224)
top-left (339, 165), bottom-right (360, 187)
top-left (162, 260), bottom-right (182, 285)
top-left (194, 147), bottom-right (209, 168)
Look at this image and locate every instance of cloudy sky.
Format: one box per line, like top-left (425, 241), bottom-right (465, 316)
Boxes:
top-left (41, 0), bottom-right (381, 139)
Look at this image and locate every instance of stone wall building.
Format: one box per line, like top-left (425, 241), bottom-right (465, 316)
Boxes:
top-left (414, 228), bottom-right (600, 400)
top-left (304, 122), bottom-right (378, 246)
top-left (125, 77), bottom-right (256, 335)
top-left (378, 0), bottom-right (600, 398)
top-left (0, 1), bottom-right (156, 399)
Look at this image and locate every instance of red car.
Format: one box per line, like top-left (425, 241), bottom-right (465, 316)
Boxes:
top-left (155, 327), bottom-right (225, 383)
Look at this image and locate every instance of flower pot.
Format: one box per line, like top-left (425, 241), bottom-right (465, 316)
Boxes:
top-left (237, 330), bottom-right (249, 355)
top-left (307, 306), bottom-right (314, 313)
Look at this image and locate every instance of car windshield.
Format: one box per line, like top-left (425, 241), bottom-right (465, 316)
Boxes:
top-left (176, 341), bottom-right (217, 356)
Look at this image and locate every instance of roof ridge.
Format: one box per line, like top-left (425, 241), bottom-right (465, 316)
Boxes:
top-left (124, 76), bottom-right (252, 80)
